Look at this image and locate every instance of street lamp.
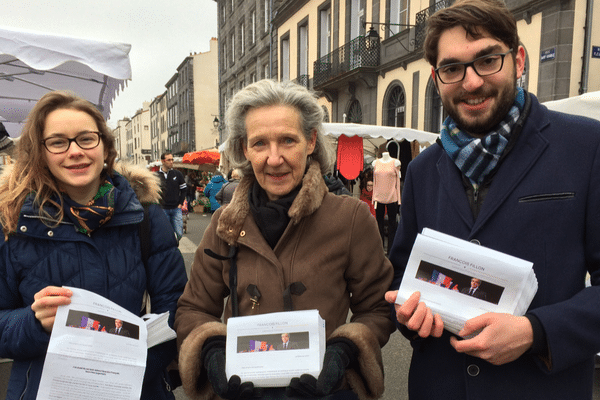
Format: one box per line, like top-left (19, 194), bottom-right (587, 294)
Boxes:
top-left (366, 26), bottom-right (380, 49)
top-left (213, 116), bottom-right (220, 129)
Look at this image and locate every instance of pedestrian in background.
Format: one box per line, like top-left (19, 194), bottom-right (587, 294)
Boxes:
top-left (156, 152), bottom-right (187, 240)
top-left (215, 168), bottom-right (242, 206)
top-left (203, 171), bottom-right (226, 213)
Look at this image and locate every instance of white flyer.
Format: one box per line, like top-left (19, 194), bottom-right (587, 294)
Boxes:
top-left (37, 287), bottom-right (148, 400)
top-left (226, 310), bottom-right (326, 387)
top-left (396, 228), bottom-right (537, 335)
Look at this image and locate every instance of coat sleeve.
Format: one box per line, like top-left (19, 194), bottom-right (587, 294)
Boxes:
top-left (175, 209), bottom-right (230, 399)
top-left (143, 204), bottom-right (188, 387)
top-left (332, 199), bottom-right (395, 399)
top-left (0, 236), bottom-right (52, 360)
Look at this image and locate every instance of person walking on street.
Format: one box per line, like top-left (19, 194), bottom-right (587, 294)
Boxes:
top-left (156, 152), bottom-right (187, 240)
top-left (203, 171), bottom-right (226, 213)
top-left (215, 168), bottom-right (242, 206)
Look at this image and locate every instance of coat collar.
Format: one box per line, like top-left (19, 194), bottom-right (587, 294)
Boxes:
top-left (436, 92), bottom-right (550, 236)
top-left (216, 161), bottom-right (328, 245)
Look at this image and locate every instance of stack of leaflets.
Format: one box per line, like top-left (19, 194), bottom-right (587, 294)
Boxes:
top-left (142, 312), bottom-right (177, 349)
top-left (396, 228), bottom-right (537, 335)
top-left (226, 309), bottom-right (326, 387)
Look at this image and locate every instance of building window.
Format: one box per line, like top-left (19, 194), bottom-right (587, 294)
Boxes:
top-left (264, 63), bottom-right (269, 79)
top-left (319, 7), bottom-right (331, 57)
top-left (231, 31), bottom-right (235, 65)
top-left (251, 10), bottom-right (256, 45)
top-left (390, 0), bottom-right (409, 35)
top-left (385, 85), bottom-right (406, 127)
top-left (347, 100), bottom-right (363, 123)
top-left (264, 0), bottom-right (269, 33)
top-left (281, 36), bottom-right (290, 81)
top-left (241, 22), bottom-right (245, 55)
top-left (250, 72), bottom-right (256, 83)
top-left (298, 23), bottom-right (309, 77)
top-left (223, 43), bottom-right (227, 71)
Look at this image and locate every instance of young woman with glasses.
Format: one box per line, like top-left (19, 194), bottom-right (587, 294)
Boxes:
top-left (0, 91), bottom-right (187, 400)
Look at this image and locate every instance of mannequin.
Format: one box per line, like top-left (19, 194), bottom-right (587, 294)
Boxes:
top-left (372, 152), bottom-right (401, 254)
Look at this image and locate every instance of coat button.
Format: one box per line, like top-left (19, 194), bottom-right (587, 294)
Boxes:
top-left (240, 230), bottom-right (246, 237)
top-left (47, 231), bottom-right (54, 237)
top-left (467, 364), bottom-right (480, 376)
top-left (19, 225), bottom-right (27, 233)
top-left (470, 239), bottom-right (481, 245)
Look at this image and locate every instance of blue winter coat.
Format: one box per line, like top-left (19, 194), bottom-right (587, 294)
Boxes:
top-left (203, 175), bottom-right (227, 212)
top-left (389, 92), bottom-right (600, 399)
top-left (0, 165), bottom-right (187, 400)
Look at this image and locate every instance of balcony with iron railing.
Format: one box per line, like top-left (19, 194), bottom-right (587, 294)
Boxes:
top-left (294, 74), bottom-right (309, 88)
top-left (313, 35), bottom-right (380, 89)
top-left (414, 0), bottom-right (453, 49)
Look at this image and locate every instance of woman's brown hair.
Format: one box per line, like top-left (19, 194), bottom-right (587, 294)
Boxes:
top-left (0, 91), bottom-right (118, 238)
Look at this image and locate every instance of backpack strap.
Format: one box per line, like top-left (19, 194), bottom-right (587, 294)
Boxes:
top-left (139, 205), bottom-right (151, 314)
top-left (139, 204), bottom-right (151, 266)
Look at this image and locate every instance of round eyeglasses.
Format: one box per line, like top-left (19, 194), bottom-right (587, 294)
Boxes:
top-left (434, 48), bottom-right (513, 84)
top-left (42, 131), bottom-right (102, 154)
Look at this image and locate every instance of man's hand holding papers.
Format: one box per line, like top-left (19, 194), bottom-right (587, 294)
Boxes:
top-left (386, 228), bottom-right (538, 366)
top-left (384, 291), bottom-right (444, 339)
top-left (449, 313), bottom-right (534, 365)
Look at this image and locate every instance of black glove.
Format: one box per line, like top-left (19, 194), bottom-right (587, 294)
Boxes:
top-left (286, 338), bottom-right (359, 397)
top-left (201, 336), bottom-right (255, 399)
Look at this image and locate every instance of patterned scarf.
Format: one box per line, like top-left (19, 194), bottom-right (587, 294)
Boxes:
top-left (440, 87), bottom-right (525, 186)
top-left (63, 179), bottom-right (116, 235)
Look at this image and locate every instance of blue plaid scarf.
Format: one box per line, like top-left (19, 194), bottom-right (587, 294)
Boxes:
top-left (440, 87), bottom-right (525, 186)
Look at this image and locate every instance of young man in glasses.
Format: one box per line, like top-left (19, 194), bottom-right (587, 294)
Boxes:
top-left (385, 0), bottom-right (600, 398)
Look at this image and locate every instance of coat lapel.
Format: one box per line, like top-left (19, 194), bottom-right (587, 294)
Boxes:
top-left (471, 104), bottom-right (550, 236)
top-left (437, 151), bottom-right (475, 229)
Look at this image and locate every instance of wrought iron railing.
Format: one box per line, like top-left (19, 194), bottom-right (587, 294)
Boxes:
top-left (313, 35), bottom-right (380, 88)
top-left (295, 74), bottom-right (309, 88)
top-left (414, 0), bottom-right (452, 49)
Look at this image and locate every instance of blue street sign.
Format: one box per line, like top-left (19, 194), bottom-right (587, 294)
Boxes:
top-left (541, 48), bottom-right (556, 62)
top-left (592, 46), bottom-right (600, 58)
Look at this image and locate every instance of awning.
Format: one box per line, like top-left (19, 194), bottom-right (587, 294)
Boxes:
top-left (322, 122), bottom-right (439, 145)
top-left (543, 91), bottom-right (600, 122)
top-left (0, 26), bottom-right (131, 137)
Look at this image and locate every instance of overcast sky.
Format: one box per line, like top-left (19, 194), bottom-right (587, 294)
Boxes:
top-left (3, 0), bottom-right (218, 127)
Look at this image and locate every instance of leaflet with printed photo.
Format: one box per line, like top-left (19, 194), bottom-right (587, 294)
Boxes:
top-left (37, 287), bottom-right (175, 400)
top-left (396, 228), bottom-right (537, 335)
top-left (226, 310), bottom-right (326, 387)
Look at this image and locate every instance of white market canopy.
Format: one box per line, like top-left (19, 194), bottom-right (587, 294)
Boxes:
top-left (0, 26), bottom-right (132, 137)
top-left (543, 91), bottom-right (600, 122)
top-left (322, 122), bottom-right (439, 145)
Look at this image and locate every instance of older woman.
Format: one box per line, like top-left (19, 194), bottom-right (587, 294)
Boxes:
top-left (0, 91), bottom-right (187, 400)
top-left (175, 80), bottom-right (394, 400)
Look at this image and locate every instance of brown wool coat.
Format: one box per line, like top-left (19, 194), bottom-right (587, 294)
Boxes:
top-left (175, 161), bottom-right (395, 400)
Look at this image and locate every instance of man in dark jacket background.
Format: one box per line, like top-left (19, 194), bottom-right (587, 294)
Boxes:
top-left (156, 152), bottom-right (187, 241)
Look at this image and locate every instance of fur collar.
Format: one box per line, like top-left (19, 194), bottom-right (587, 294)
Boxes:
top-left (216, 161), bottom-right (328, 245)
top-left (113, 162), bottom-right (162, 205)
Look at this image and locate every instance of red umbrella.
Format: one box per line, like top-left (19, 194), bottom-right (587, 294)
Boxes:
top-left (182, 150), bottom-right (220, 165)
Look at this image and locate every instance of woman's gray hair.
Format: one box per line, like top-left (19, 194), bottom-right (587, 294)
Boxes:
top-left (224, 79), bottom-right (334, 176)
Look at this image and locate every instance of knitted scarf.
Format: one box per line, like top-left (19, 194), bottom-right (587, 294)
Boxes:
top-left (440, 87), bottom-right (525, 186)
top-left (63, 178), bottom-right (116, 235)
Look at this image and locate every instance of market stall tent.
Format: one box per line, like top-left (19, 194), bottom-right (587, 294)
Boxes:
top-left (0, 26), bottom-right (131, 137)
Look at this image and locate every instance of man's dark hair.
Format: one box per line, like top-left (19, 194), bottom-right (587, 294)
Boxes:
top-left (161, 152), bottom-right (173, 160)
top-left (424, 0), bottom-right (519, 67)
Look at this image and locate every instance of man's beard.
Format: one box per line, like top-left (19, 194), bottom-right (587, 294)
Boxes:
top-left (443, 75), bottom-right (518, 136)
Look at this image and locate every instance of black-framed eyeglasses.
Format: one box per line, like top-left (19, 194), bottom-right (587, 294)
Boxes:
top-left (434, 48), bottom-right (513, 84)
top-left (42, 131), bottom-right (102, 154)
